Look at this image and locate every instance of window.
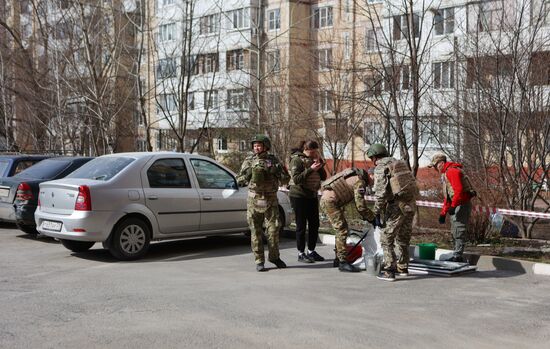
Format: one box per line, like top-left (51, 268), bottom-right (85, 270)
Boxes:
top-left (421, 117), bottom-right (452, 145)
top-left (157, 93), bottom-right (177, 113)
top-left (197, 53), bottom-right (219, 74)
top-left (187, 92), bottom-right (195, 110)
top-left (265, 91), bottom-right (280, 113)
top-left (136, 139), bottom-right (147, 152)
top-left (364, 120), bottom-right (383, 145)
top-left (228, 8), bottom-right (250, 29)
top-left (364, 72), bottom-right (384, 97)
top-left (402, 65), bottom-right (411, 90)
top-left (266, 50), bottom-right (280, 73)
top-left (14, 161), bottom-right (36, 175)
top-left (157, 129), bottom-right (178, 150)
top-left (343, 32), bottom-right (350, 60)
top-left (67, 157), bottom-right (135, 181)
top-left (200, 14), bottom-right (219, 35)
top-left (226, 49), bottom-right (244, 71)
top-left (158, 23), bottom-right (176, 42)
top-left (203, 90), bottom-right (219, 109)
top-left (190, 159), bottom-right (237, 189)
top-left (544, 0), bottom-right (550, 25)
top-left (393, 14), bottom-right (420, 40)
top-left (159, 0), bottom-right (174, 7)
top-left (316, 48), bottom-right (332, 70)
top-left (434, 8), bottom-right (455, 35)
top-left (227, 89), bottom-right (248, 110)
top-left (531, 52), bottom-right (550, 86)
top-left (478, 1), bottom-right (503, 32)
top-left (213, 138), bottom-right (228, 151)
top-left (239, 140), bottom-right (248, 151)
top-left (433, 62), bottom-right (455, 89)
top-left (366, 28), bottom-right (382, 52)
top-left (15, 159), bottom-right (72, 179)
top-left (313, 7), bottom-right (333, 28)
top-left (268, 9), bottom-right (281, 30)
top-left (344, 0), bottom-right (351, 14)
top-left (156, 58), bottom-right (176, 79)
top-left (315, 90), bottom-right (332, 112)
top-left (147, 158), bottom-right (191, 188)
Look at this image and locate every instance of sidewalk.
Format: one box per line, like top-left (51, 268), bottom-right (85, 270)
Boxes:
top-left (319, 233), bottom-right (550, 276)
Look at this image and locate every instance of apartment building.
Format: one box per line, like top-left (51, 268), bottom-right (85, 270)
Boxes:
top-left (0, 0), bottom-right (142, 155)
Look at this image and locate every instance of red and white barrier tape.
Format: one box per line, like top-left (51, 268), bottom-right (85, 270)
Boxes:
top-left (364, 195), bottom-right (550, 220)
top-left (279, 188), bottom-right (550, 219)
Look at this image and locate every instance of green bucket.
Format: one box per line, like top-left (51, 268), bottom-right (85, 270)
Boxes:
top-left (418, 243), bottom-right (438, 260)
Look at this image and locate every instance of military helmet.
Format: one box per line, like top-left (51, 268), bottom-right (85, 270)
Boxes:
top-left (250, 134), bottom-right (271, 151)
top-left (366, 143), bottom-right (389, 159)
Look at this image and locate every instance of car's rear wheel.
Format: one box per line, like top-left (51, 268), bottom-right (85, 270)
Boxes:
top-left (60, 239), bottom-right (95, 252)
top-left (17, 224), bottom-right (38, 235)
top-left (108, 217), bottom-right (151, 261)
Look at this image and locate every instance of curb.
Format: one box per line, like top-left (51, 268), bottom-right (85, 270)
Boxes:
top-left (318, 233), bottom-right (550, 276)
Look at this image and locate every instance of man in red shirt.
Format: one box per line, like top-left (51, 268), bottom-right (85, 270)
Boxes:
top-left (429, 153), bottom-right (476, 262)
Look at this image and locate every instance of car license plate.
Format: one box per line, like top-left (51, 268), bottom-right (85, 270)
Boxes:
top-left (0, 187), bottom-right (9, 197)
top-left (42, 220), bottom-right (62, 232)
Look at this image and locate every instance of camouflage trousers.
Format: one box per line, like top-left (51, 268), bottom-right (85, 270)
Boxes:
top-left (450, 201), bottom-right (471, 257)
top-left (380, 201), bottom-right (416, 271)
top-left (247, 194), bottom-right (281, 264)
top-left (320, 197), bottom-right (348, 262)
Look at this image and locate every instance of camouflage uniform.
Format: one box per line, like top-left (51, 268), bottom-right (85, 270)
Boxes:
top-left (237, 150), bottom-right (290, 265)
top-left (320, 169), bottom-right (375, 263)
top-left (373, 157), bottom-right (418, 272)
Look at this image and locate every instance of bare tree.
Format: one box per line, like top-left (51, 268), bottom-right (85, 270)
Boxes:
top-left (442, 0), bottom-right (550, 238)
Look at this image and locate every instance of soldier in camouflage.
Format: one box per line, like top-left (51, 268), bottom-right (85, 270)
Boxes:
top-left (320, 168), bottom-right (376, 272)
top-left (366, 144), bottom-right (418, 282)
top-left (237, 135), bottom-right (290, 272)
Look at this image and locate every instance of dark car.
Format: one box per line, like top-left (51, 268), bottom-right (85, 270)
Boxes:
top-left (0, 157), bottom-right (93, 234)
top-left (0, 155), bottom-right (50, 177)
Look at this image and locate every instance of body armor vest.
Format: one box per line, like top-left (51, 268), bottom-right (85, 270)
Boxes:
top-left (387, 159), bottom-right (418, 202)
top-left (443, 165), bottom-right (474, 201)
top-left (249, 158), bottom-right (278, 193)
top-left (322, 168), bottom-right (357, 204)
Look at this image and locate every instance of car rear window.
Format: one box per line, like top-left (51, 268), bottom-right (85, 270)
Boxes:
top-left (67, 157), bottom-right (135, 181)
top-left (0, 161), bottom-right (10, 177)
top-left (15, 159), bottom-right (72, 179)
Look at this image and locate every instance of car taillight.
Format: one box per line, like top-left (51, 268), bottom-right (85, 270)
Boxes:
top-left (16, 182), bottom-right (33, 202)
top-left (74, 185), bottom-right (92, 211)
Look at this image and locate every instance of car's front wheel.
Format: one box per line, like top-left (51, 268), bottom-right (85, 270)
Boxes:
top-left (60, 239), bottom-right (95, 252)
top-left (108, 217), bottom-right (151, 261)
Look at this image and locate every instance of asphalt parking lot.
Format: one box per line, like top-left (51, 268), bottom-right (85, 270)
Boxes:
top-left (1, 224), bottom-right (550, 349)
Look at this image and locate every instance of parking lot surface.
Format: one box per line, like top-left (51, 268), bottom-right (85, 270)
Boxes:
top-left (1, 224), bottom-right (550, 349)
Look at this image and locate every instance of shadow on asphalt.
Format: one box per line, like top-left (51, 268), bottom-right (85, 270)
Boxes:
top-left (0, 222), bottom-right (17, 229)
top-left (71, 235), bottom-right (297, 263)
top-left (463, 269), bottom-right (525, 278)
top-left (16, 233), bottom-right (60, 244)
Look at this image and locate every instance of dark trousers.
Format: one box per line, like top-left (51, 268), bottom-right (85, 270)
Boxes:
top-left (290, 197), bottom-right (320, 253)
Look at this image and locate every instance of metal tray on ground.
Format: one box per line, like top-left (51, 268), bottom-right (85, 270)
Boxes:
top-left (409, 259), bottom-right (477, 276)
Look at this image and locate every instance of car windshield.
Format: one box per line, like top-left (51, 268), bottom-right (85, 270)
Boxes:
top-left (66, 157), bottom-right (135, 181)
top-left (15, 159), bottom-right (72, 179)
top-left (0, 161), bottom-right (10, 177)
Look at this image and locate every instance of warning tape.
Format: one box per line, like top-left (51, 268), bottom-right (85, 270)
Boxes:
top-left (364, 195), bottom-right (550, 220)
top-left (279, 188), bottom-right (550, 219)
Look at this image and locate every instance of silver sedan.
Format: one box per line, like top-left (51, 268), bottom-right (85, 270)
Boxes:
top-left (35, 152), bottom-right (292, 260)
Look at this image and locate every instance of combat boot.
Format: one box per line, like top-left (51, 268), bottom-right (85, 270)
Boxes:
top-left (269, 258), bottom-right (287, 269)
top-left (338, 261), bottom-right (361, 273)
top-left (333, 259), bottom-right (340, 268)
top-left (377, 270), bottom-right (395, 282)
top-left (256, 263), bottom-right (267, 272)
